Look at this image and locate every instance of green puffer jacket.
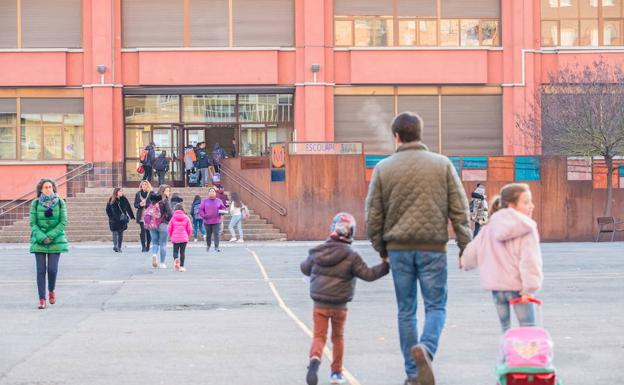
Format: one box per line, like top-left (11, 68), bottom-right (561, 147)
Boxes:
top-left (29, 198), bottom-right (69, 254)
top-left (365, 141), bottom-right (472, 254)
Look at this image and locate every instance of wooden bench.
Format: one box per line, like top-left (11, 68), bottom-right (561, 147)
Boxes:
top-left (595, 216), bottom-right (624, 242)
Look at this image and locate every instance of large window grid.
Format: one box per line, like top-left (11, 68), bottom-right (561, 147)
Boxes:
top-left (541, 0), bottom-right (624, 46)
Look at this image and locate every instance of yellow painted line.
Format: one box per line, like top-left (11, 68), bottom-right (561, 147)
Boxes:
top-left (248, 248), bottom-right (363, 385)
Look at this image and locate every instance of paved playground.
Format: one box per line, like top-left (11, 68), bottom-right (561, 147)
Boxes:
top-left (0, 241), bottom-right (622, 385)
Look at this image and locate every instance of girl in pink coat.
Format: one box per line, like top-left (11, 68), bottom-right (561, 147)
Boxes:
top-left (168, 203), bottom-right (192, 272)
top-left (461, 183), bottom-right (543, 332)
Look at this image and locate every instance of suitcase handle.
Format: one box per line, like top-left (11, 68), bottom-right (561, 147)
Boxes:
top-left (510, 297), bottom-right (542, 306)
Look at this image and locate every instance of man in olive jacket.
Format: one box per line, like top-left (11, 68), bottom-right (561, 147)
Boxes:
top-left (365, 112), bottom-right (471, 385)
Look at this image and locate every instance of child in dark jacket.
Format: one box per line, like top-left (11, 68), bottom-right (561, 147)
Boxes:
top-left (300, 212), bottom-right (389, 385)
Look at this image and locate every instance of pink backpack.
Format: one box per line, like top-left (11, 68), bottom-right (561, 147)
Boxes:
top-left (143, 203), bottom-right (162, 230)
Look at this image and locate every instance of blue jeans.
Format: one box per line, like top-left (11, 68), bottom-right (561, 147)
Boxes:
top-left (149, 223), bottom-right (168, 263)
top-left (389, 250), bottom-right (448, 379)
top-left (492, 291), bottom-right (536, 333)
top-left (228, 215), bottom-right (243, 239)
top-left (193, 218), bottom-right (205, 239)
top-left (35, 253), bottom-right (60, 300)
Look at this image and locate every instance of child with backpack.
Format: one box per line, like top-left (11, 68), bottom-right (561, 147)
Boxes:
top-left (143, 185), bottom-right (173, 269)
top-left (300, 213), bottom-right (389, 385)
top-left (461, 183), bottom-right (543, 332)
top-left (168, 203), bottom-right (192, 272)
top-left (227, 192), bottom-right (247, 243)
top-left (191, 195), bottom-right (205, 242)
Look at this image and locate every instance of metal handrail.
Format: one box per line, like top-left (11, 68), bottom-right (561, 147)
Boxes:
top-left (219, 163), bottom-right (287, 216)
top-left (0, 162), bottom-right (94, 218)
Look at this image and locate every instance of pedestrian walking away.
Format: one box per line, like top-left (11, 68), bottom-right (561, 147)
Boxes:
top-left (212, 142), bottom-right (227, 173)
top-left (198, 187), bottom-right (226, 252)
top-left (168, 203), bottom-right (192, 272)
top-left (461, 183), bottom-right (543, 333)
top-left (195, 142), bottom-right (211, 187)
top-left (301, 213), bottom-right (389, 385)
top-left (144, 185), bottom-right (173, 268)
top-left (190, 195), bottom-right (205, 242)
top-left (106, 187), bottom-right (135, 252)
top-left (365, 112), bottom-right (472, 385)
top-left (470, 183), bottom-right (489, 237)
top-left (153, 150), bottom-right (169, 186)
top-left (228, 192), bottom-right (246, 243)
top-left (134, 180), bottom-right (154, 252)
top-left (140, 142), bottom-right (156, 182)
top-left (29, 178), bottom-right (69, 310)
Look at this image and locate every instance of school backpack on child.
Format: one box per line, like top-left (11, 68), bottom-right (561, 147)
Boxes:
top-left (188, 170), bottom-right (200, 187)
top-left (496, 298), bottom-right (559, 385)
top-left (192, 202), bottom-right (201, 219)
top-left (241, 204), bottom-right (250, 220)
top-left (143, 202), bottom-right (162, 230)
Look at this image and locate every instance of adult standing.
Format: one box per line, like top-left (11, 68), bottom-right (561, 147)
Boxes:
top-left (141, 142), bottom-right (156, 181)
top-left (134, 180), bottom-right (153, 252)
top-left (154, 150), bottom-right (169, 186)
top-left (212, 142), bottom-right (227, 173)
top-left (195, 142), bottom-right (211, 187)
top-left (106, 187), bottom-right (135, 252)
top-left (199, 187), bottom-right (226, 252)
top-left (148, 185), bottom-right (173, 268)
top-left (469, 183), bottom-right (489, 237)
top-left (29, 179), bottom-right (68, 310)
top-left (365, 112), bottom-right (471, 385)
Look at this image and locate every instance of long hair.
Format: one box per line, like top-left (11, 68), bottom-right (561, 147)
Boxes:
top-left (35, 179), bottom-right (57, 197)
top-left (174, 203), bottom-right (186, 213)
top-left (109, 187), bottom-right (122, 204)
top-left (192, 195), bottom-right (201, 205)
top-left (157, 184), bottom-right (170, 199)
top-left (139, 180), bottom-right (152, 192)
top-left (490, 183), bottom-right (530, 216)
top-left (231, 192), bottom-right (241, 208)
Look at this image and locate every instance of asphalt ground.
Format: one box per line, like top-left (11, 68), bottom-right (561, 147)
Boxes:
top-left (0, 241), bottom-right (622, 385)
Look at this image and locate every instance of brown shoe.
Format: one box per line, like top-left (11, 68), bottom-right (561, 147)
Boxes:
top-left (404, 379), bottom-right (420, 385)
top-left (411, 345), bottom-right (435, 385)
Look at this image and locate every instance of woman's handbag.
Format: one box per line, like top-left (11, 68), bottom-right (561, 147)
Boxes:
top-left (118, 202), bottom-right (129, 224)
top-left (137, 163), bottom-right (144, 174)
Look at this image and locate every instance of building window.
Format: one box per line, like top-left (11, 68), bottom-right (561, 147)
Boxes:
top-left (541, 0), bottom-right (624, 47)
top-left (334, 0), bottom-right (500, 47)
top-left (183, 95), bottom-right (236, 123)
top-left (124, 95), bottom-right (180, 124)
top-left (0, 99), bottom-right (17, 160)
top-left (238, 94), bottom-right (293, 156)
top-left (19, 108), bottom-right (84, 161)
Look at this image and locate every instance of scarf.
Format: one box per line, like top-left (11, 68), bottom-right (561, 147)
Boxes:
top-left (38, 193), bottom-right (59, 210)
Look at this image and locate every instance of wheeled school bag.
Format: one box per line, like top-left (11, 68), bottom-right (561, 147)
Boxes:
top-left (496, 298), bottom-right (560, 385)
top-left (188, 170), bottom-right (200, 187)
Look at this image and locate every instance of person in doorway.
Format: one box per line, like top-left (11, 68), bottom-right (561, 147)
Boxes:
top-left (147, 185), bottom-right (173, 268)
top-left (228, 192), bottom-right (246, 243)
top-left (184, 144), bottom-right (197, 186)
top-left (301, 213), bottom-right (389, 385)
top-left (141, 142), bottom-right (156, 182)
top-left (168, 203), bottom-right (192, 272)
top-left (365, 112), bottom-right (471, 385)
top-left (191, 195), bottom-right (205, 242)
top-left (212, 142), bottom-right (227, 173)
top-left (106, 187), bottom-right (135, 252)
top-left (199, 187), bottom-right (226, 252)
top-left (195, 142), bottom-right (211, 187)
top-left (154, 151), bottom-right (169, 186)
top-left (29, 178), bottom-right (68, 310)
top-left (469, 183), bottom-right (489, 237)
top-left (231, 137), bottom-right (237, 158)
top-left (134, 180), bottom-right (154, 252)
top-left (461, 183), bottom-right (543, 333)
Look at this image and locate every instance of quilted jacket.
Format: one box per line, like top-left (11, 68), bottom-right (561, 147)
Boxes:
top-left (365, 141), bottom-right (472, 254)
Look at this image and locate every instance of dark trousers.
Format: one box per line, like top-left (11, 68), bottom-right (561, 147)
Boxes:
top-left (473, 222), bottom-right (482, 237)
top-left (173, 242), bottom-right (188, 266)
top-left (204, 223), bottom-right (221, 249)
top-left (112, 230), bottom-right (124, 250)
top-left (157, 171), bottom-right (166, 186)
top-left (213, 160), bottom-right (220, 173)
top-left (139, 222), bottom-right (151, 250)
top-left (35, 253), bottom-right (60, 300)
top-left (142, 165), bottom-right (153, 181)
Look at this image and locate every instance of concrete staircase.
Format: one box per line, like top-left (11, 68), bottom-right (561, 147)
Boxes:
top-left (0, 188), bottom-right (287, 243)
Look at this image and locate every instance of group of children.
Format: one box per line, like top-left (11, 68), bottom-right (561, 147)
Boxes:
top-left (301, 183), bottom-right (543, 384)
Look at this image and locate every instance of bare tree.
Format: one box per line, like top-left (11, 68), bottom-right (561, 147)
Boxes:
top-left (517, 58), bottom-right (624, 216)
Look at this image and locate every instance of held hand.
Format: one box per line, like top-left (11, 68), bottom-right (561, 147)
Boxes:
top-left (458, 256), bottom-right (463, 270)
top-left (520, 293), bottom-right (533, 303)
top-left (381, 256), bottom-right (390, 264)
top-left (43, 237), bottom-right (52, 245)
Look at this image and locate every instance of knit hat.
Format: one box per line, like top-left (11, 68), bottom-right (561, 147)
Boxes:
top-left (329, 212), bottom-right (356, 243)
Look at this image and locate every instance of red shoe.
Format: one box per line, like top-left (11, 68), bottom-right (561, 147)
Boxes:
top-left (49, 291), bottom-right (56, 305)
top-left (38, 299), bottom-right (46, 309)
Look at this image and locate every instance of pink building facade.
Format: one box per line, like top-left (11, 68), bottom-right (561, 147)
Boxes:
top-left (1, 0), bottom-right (623, 199)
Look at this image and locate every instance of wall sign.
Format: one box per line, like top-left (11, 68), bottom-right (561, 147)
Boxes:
top-left (270, 143), bottom-right (286, 182)
top-left (288, 142), bottom-right (363, 155)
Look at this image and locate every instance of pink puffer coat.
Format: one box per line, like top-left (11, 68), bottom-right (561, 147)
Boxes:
top-left (167, 210), bottom-right (192, 244)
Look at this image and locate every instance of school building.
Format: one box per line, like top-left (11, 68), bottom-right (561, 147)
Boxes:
top-left (1, 0), bottom-right (624, 201)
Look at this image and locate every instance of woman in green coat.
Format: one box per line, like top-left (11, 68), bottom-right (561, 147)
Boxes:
top-left (30, 178), bottom-right (68, 309)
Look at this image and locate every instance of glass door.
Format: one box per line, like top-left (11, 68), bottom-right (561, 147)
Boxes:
top-left (152, 125), bottom-right (184, 186)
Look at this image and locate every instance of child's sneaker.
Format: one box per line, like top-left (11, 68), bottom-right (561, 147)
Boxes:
top-left (236, 238), bottom-right (244, 243)
top-left (330, 372), bottom-right (346, 384)
top-left (193, 238), bottom-right (198, 243)
top-left (151, 255), bottom-right (158, 268)
top-left (215, 248), bottom-right (221, 252)
top-left (306, 358), bottom-right (320, 385)
top-left (229, 238), bottom-right (237, 242)
top-left (159, 263), bottom-right (167, 269)
top-left (179, 267), bottom-right (187, 272)
top-left (174, 258), bottom-right (180, 271)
